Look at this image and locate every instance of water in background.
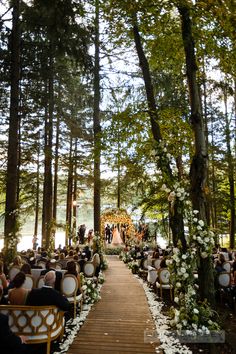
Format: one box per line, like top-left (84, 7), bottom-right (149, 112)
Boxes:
top-left (0, 231), bottom-right (66, 251)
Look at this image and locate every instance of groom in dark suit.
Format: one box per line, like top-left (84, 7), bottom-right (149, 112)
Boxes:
top-left (26, 271), bottom-right (71, 312)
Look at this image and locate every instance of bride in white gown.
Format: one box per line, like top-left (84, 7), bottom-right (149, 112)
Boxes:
top-left (111, 226), bottom-right (123, 246)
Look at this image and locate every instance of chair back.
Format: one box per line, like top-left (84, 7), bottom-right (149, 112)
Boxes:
top-left (83, 262), bottom-right (95, 277)
top-left (23, 274), bottom-right (34, 290)
top-left (37, 260), bottom-right (46, 269)
top-left (222, 262), bottom-right (231, 273)
top-left (75, 263), bottom-right (80, 274)
top-left (158, 268), bottom-right (171, 285)
top-left (153, 259), bottom-right (161, 269)
top-left (8, 266), bottom-right (21, 281)
top-left (61, 274), bottom-right (78, 297)
top-left (142, 259), bottom-right (149, 270)
top-left (55, 262), bottom-right (62, 270)
top-left (36, 275), bottom-right (45, 288)
top-left (147, 267), bottom-right (158, 285)
top-left (92, 253), bottom-right (100, 267)
top-left (218, 272), bottom-right (231, 287)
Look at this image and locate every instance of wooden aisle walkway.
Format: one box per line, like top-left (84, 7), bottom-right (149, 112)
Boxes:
top-left (67, 255), bottom-right (158, 354)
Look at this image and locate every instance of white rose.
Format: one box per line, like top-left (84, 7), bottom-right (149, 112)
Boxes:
top-left (193, 218), bottom-right (198, 222)
top-left (176, 282), bottom-right (181, 288)
top-left (201, 252), bottom-right (208, 258)
top-left (180, 267), bottom-right (186, 273)
top-left (198, 220), bottom-right (204, 227)
top-left (193, 210), bottom-right (199, 214)
top-left (182, 254), bottom-right (187, 260)
top-left (174, 297), bottom-right (179, 304)
top-left (193, 308), bottom-right (199, 314)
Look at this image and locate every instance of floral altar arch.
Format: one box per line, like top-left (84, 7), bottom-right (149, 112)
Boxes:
top-left (100, 208), bottom-right (135, 241)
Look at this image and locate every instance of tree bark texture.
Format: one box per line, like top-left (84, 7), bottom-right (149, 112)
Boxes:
top-left (34, 133), bottom-right (41, 238)
top-left (4, 0), bottom-right (21, 259)
top-left (178, 4), bottom-right (215, 304)
top-left (132, 15), bottom-right (186, 250)
top-left (93, 0), bottom-right (101, 234)
top-left (66, 136), bottom-right (73, 246)
top-left (41, 53), bottom-right (53, 249)
top-left (224, 89), bottom-right (235, 249)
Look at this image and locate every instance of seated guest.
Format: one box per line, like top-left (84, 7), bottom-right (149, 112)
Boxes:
top-left (0, 285), bottom-right (7, 304)
top-left (10, 255), bottom-right (23, 268)
top-left (66, 261), bottom-right (83, 295)
top-left (0, 313), bottom-right (27, 354)
top-left (215, 253), bottom-right (227, 273)
top-left (152, 247), bottom-right (160, 259)
top-left (232, 254), bottom-right (236, 284)
top-left (40, 260), bottom-right (62, 291)
top-left (66, 250), bottom-right (74, 260)
top-left (21, 263), bottom-right (31, 275)
top-left (8, 271), bottom-right (29, 305)
top-left (59, 253), bottom-right (68, 269)
top-left (0, 260), bottom-right (8, 289)
top-left (78, 253), bottom-right (86, 273)
top-left (26, 271), bottom-right (71, 312)
top-left (1, 286), bottom-right (30, 354)
top-left (83, 245), bottom-right (92, 261)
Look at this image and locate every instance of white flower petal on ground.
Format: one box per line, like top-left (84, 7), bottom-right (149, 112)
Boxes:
top-left (136, 276), bottom-right (192, 354)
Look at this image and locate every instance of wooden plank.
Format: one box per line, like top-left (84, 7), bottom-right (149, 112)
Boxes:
top-left (67, 256), bottom-right (160, 354)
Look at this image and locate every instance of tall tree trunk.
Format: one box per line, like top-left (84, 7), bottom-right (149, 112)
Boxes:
top-left (72, 139), bottom-right (78, 241)
top-left (178, 4), bottom-right (215, 304)
top-left (34, 132), bottom-right (40, 240)
top-left (201, 58), bottom-right (210, 225)
top-left (65, 136), bottom-right (73, 246)
top-left (223, 85), bottom-right (235, 249)
top-left (52, 108), bottom-right (60, 248)
top-left (42, 53), bottom-right (53, 249)
top-left (210, 109), bottom-right (217, 232)
top-left (93, 0), bottom-right (101, 234)
top-left (132, 14), bottom-right (186, 250)
top-left (4, 0), bottom-right (21, 262)
top-left (117, 134), bottom-right (121, 209)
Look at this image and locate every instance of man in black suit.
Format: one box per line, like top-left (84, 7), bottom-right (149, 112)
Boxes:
top-left (26, 271), bottom-right (71, 312)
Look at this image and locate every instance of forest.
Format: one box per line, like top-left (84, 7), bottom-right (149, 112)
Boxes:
top-left (0, 0), bottom-right (235, 303)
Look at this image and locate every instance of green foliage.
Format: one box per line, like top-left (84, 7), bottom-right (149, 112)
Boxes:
top-left (104, 246), bottom-right (123, 255)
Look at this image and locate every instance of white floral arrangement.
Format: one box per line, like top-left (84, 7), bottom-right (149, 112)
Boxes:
top-left (81, 273), bottom-right (101, 304)
top-left (121, 251), bottom-right (133, 264)
top-left (161, 182), bottom-right (220, 333)
top-left (169, 247), bottom-right (219, 333)
top-left (98, 271), bottom-right (105, 284)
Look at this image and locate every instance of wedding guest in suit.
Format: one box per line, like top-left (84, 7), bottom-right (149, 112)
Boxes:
top-left (8, 271), bottom-right (29, 305)
top-left (105, 224), bottom-right (112, 243)
top-left (26, 271), bottom-right (71, 312)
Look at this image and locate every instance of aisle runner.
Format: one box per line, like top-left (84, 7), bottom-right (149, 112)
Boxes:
top-left (67, 255), bottom-right (158, 354)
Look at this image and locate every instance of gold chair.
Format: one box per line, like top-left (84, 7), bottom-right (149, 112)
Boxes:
top-left (156, 268), bottom-right (173, 301)
top-left (60, 274), bottom-right (82, 318)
